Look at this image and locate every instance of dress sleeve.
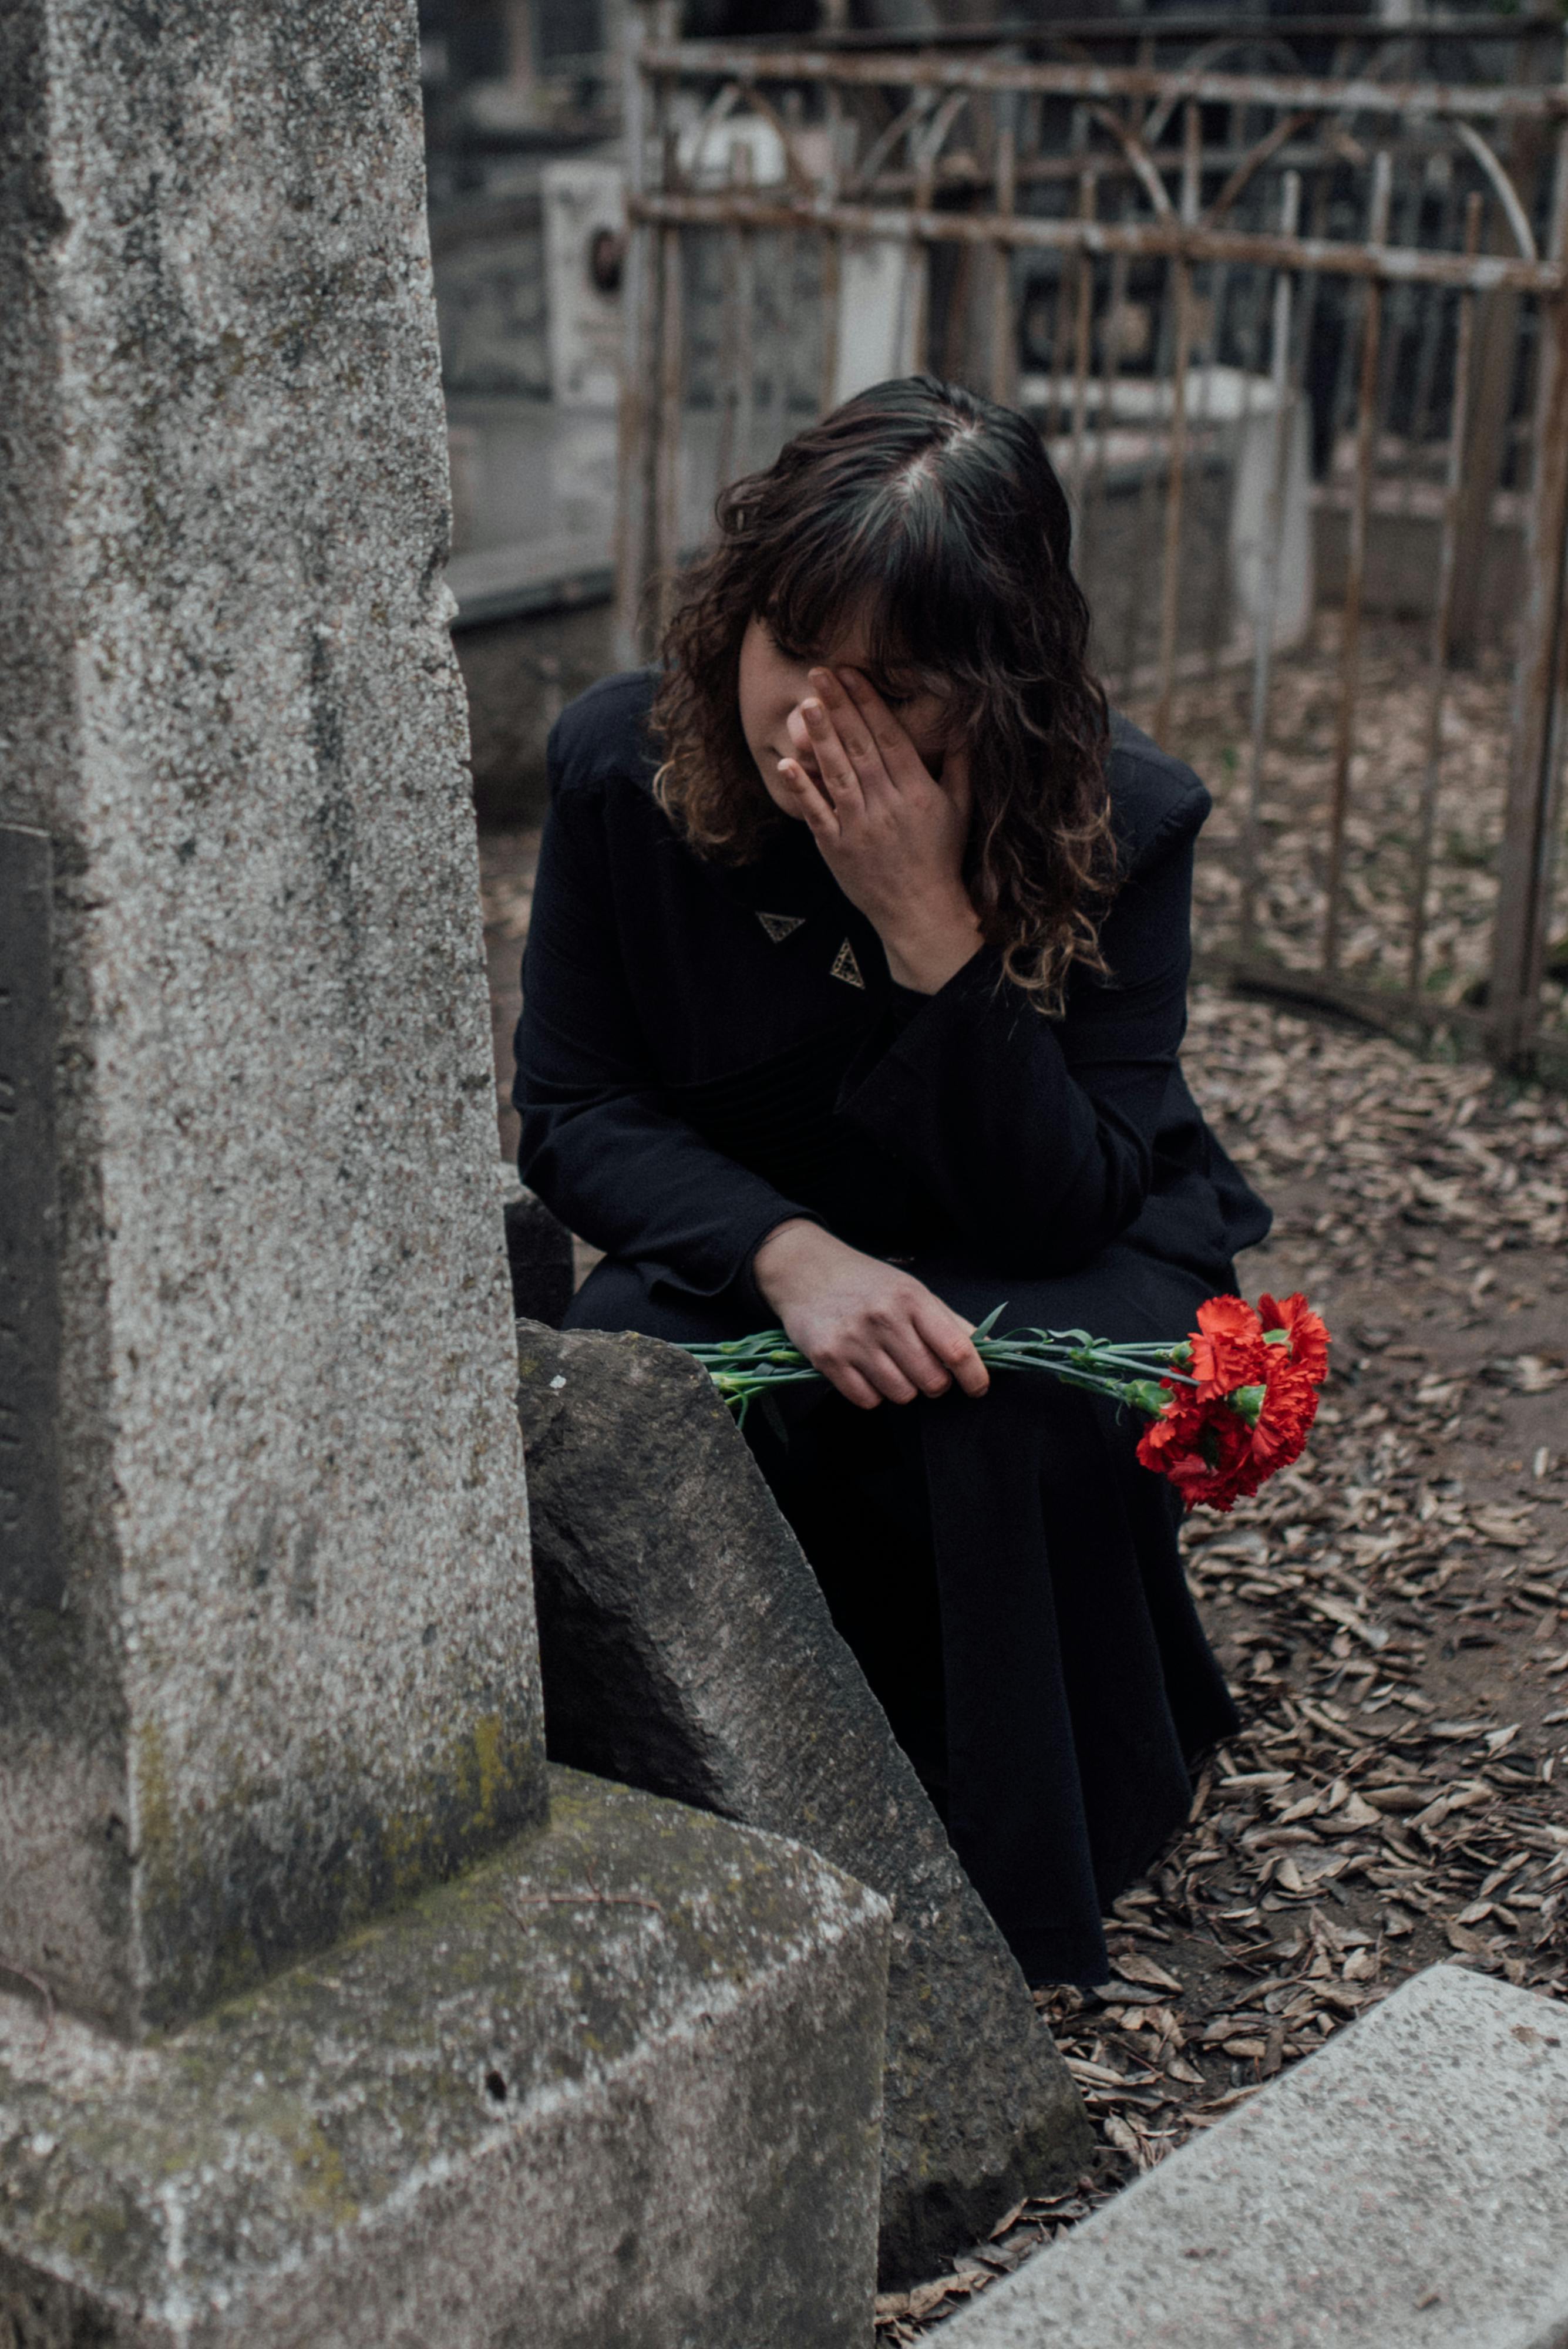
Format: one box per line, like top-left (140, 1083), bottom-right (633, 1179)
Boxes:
top-left (836, 813), bottom-right (1199, 1277)
top-left (513, 775), bottom-right (816, 1308)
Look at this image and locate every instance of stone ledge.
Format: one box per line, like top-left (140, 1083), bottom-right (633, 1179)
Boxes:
top-left (0, 1768), bottom-right (889, 2349)
top-left (941, 1963), bottom-right (1568, 2349)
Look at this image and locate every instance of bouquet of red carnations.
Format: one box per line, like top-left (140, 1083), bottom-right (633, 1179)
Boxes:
top-left (684, 1290), bottom-right (1330, 1513)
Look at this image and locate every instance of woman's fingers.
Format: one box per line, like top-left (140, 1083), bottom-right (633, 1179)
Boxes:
top-left (835, 667), bottom-right (934, 794)
top-left (869, 1351), bottom-right (924, 1405)
top-left (833, 1327), bottom-right (982, 1407)
top-left (832, 1314), bottom-right (980, 1408)
top-left (818, 1352), bottom-right (918, 1409)
top-left (879, 1322), bottom-right (964, 1400)
top-left (822, 1360), bottom-right (890, 1412)
top-left (776, 755), bottom-right (838, 837)
top-left (914, 1299), bottom-right (991, 1398)
top-left (806, 669), bottom-right (894, 807)
top-left (797, 705), bottom-right (866, 822)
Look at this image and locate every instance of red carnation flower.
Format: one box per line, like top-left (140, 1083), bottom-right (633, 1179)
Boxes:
top-left (1136, 1293), bottom-right (1326, 1512)
top-left (1187, 1295), bottom-right (1268, 1396)
top-left (1234, 1352), bottom-right (1320, 1493)
top-left (1258, 1291), bottom-right (1330, 1386)
top-left (1136, 1388), bottom-right (1258, 1513)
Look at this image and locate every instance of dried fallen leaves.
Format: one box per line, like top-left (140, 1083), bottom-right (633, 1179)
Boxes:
top-left (873, 2182), bottom-right (1114, 2342)
top-left (1133, 612), bottom-right (1567, 1044)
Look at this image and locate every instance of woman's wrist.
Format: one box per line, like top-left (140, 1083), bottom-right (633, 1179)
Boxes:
top-left (752, 1217), bottom-right (839, 1314)
top-left (877, 893), bottom-right (984, 994)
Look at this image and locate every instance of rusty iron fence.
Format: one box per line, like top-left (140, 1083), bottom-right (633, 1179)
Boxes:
top-left (612, 7), bottom-right (1568, 1072)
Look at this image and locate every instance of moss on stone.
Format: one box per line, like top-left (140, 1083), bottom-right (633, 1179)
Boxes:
top-left (1, 1770), bottom-right (887, 2328)
top-left (131, 1699), bottom-right (548, 2034)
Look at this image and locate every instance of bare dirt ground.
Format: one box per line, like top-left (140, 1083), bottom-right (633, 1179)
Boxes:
top-left (476, 648), bottom-right (1568, 2337)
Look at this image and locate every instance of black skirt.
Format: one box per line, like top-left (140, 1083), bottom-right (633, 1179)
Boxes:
top-left (565, 1241), bottom-right (1239, 1988)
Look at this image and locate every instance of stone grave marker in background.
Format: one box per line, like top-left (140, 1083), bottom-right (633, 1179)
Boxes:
top-left (541, 159), bottom-right (626, 411)
top-left (0, 2), bottom-right (888, 2339)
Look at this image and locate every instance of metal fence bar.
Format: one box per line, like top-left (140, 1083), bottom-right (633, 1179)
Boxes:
top-left (612, 1), bottom-right (660, 669)
top-left (789, 15), bottom-right (1568, 53)
top-left (714, 143), bottom-right (745, 497)
top-left (1080, 221), bottom-right (1128, 599)
top-left (643, 41), bottom-right (1568, 126)
top-left (1068, 168), bottom-right (1096, 508)
top-left (990, 118), bottom-right (1017, 405)
top-left (1407, 191), bottom-right (1484, 997)
top-left (1190, 116), bottom-right (1235, 686)
top-left (734, 147), bottom-right (756, 482)
top-left (1153, 103), bottom-right (1203, 746)
top-left (909, 100), bottom-right (937, 375)
top-left (1490, 109), bottom-right (1568, 1061)
top-left (1151, 258), bottom-right (1192, 746)
top-left (627, 189), bottom-right (1561, 295)
top-left (819, 92), bottom-right (843, 413)
top-left (652, 207), bottom-right (685, 638)
top-left (1323, 149), bottom-right (1392, 977)
top-left (1240, 170), bottom-right (1303, 960)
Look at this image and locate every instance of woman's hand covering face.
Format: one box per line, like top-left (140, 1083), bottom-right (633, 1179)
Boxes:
top-left (776, 667), bottom-right (984, 994)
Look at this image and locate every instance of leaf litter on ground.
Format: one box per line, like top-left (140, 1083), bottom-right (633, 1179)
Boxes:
top-left (876, 978), bottom-right (1568, 2340)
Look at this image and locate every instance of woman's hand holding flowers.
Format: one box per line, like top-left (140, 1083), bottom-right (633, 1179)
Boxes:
top-left (775, 667), bottom-right (984, 994)
top-left (690, 1285), bottom-right (1331, 1506)
top-left (751, 1219), bottom-right (990, 1411)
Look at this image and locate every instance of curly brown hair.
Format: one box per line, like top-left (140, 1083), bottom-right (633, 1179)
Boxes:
top-left (651, 374), bottom-right (1116, 1013)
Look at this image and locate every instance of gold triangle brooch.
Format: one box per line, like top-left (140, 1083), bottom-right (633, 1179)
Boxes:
top-left (830, 938), bottom-right (865, 990)
top-left (756, 910), bottom-right (805, 944)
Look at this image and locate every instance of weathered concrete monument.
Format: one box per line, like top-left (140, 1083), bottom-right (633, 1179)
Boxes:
top-left (0, 1), bottom-right (889, 2340)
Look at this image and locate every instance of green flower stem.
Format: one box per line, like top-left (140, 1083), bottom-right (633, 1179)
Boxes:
top-left (682, 1321), bottom-right (1202, 1428)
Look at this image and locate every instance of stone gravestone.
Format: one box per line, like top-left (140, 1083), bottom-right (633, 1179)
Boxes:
top-left (514, 1320), bottom-right (1094, 2288)
top-left (0, 2), bottom-right (890, 2340)
top-left (541, 159), bottom-right (626, 412)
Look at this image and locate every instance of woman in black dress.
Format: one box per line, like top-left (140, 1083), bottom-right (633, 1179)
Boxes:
top-left (514, 375), bottom-right (1270, 1987)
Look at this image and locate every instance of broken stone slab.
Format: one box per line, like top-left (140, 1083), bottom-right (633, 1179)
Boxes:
top-left (514, 1320), bottom-right (1092, 2290)
top-left (0, 1766), bottom-right (890, 2349)
top-left (940, 1961), bottom-right (1568, 2349)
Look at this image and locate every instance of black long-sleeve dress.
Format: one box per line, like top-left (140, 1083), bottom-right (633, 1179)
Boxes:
top-left (514, 668), bottom-right (1270, 1985)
